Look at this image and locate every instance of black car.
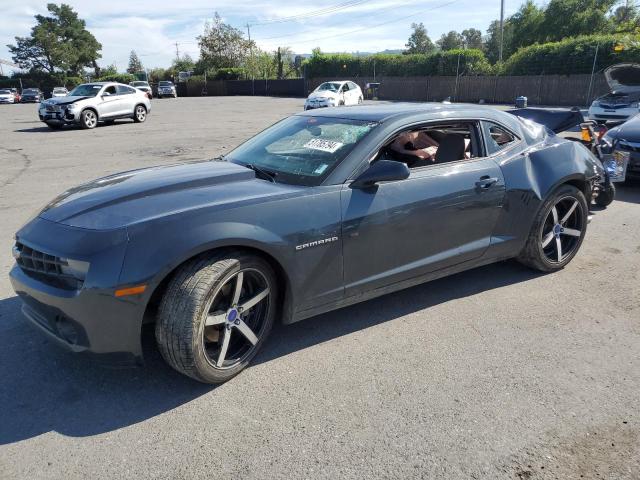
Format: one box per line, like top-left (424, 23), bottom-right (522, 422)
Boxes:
top-left (20, 88), bottom-right (43, 103)
top-left (601, 113), bottom-right (640, 180)
top-left (9, 104), bottom-right (604, 383)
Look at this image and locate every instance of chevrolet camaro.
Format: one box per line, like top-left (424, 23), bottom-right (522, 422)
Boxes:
top-left (9, 104), bottom-right (605, 383)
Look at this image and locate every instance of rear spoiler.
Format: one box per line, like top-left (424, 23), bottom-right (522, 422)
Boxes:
top-left (508, 107), bottom-right (585, 134)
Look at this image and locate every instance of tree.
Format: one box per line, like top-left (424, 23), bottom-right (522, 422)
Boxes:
top-left (274, 46), bottom-right (295, 79)
top-left (172, 54), bottom-right (195, 74)
top-left (100, 64), bottom-right (118, 76)
top-left (508, 0), bottom-right (546, 50)
top-left (404, 22), bottom-right (435, 54)
top-left (197, 12), bottom-right (254, 71)
top-left (538, 0), bottom-right (616, 42)
top-left (461, 28), bottom-right (483, 49)
top-left (7, 3), bottom-right (101, 75)
top-left (612, 0), bottom-right (640, 32)
top-left (127, 50), bottom-right (144, 74)
top-left (437, 31), bottom-right (464, 51)
top-left (484, 19), bottom-right (515, 63)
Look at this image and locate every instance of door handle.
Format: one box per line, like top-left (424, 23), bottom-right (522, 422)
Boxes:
top-left (475, 176), bottom-right (498, 189)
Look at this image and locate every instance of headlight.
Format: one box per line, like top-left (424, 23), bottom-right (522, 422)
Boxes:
top-left (59, 258), bottom-right (90, 280)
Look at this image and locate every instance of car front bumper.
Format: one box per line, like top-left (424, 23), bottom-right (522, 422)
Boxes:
top-left (9, 218), bottom-right (146, 366)
top-left (38, 105), bottom-right (81, 124)
top-left (588, 106), bottom-right (637, 122)
top-left (0, 98), bottom-right (14, 103)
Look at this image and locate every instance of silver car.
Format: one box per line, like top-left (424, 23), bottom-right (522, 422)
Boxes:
top-left (38, 82), bottom-right (151, 130)
top-left (157, 80), bottom-right (177, 98)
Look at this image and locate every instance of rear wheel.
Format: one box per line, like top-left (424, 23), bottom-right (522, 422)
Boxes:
top-left (133, 104), bottom-right (147, 123)
top-left (155, 252), bottom-right (278, 383)
top-left (517, 184), bottom-right (588, 272)
top-left (80, 109), bottom-right (98, 129)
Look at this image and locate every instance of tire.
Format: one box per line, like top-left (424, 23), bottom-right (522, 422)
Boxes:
top-left (517, 184), bottom-right (588, 272)
top-left (155, 252), bottom-right (279, 383)
top-left (133, 104), bottom-right (147, 123)
top-left (80, 109), bottom-right (98, 129)
top-left (595, 183), bottom-right (615, 207)
top-left (46, 122), bottom-right (62, 130)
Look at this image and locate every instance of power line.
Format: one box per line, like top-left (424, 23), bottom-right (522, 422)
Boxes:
top-left (250, 0), bottom-right (370, 26)
top-left (255, 0), bottom-right (420, 41)
top-left (256, 0), bottom-right (462, 45)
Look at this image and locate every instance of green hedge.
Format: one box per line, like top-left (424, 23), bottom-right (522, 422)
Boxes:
top-left (304, 49), bottom-right (492, 77)
top-left (503, 34), bottom-right (640, 75)
top-left (0, 73), bottom-right (84, 92)
top-left (95, 73), bottom-right (137, 84)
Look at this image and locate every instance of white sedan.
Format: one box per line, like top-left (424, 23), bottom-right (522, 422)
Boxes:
top-left (304, 81), bottom-right (363, 110)
top-left (0, 88), bottom-right (15, 104)
top-left (588, 63), bottom-right (640, 123)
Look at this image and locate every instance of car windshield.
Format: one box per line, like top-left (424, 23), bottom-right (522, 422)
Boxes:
top-left (316, 82), bottom-right (341, 92)
top-left (226, 115), bottom-right (377, 186)
top-left (23, 89), bottom-right (38, 94)
top-left (159, 81), bottom-right (173, 86)
top-left (132, 82), bottom-right (148, 87)
top-left (68, 84), bottom-right (102, 97)
top-left (0, 89), bottom-right (10, 94)
top-left (53, 88), bottom-right (66, 93)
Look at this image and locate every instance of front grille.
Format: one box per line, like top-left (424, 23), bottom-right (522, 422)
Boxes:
top-left (14, 242), bottom-right (81, 290)
top-left (45, 105), bottom-right (61, 112)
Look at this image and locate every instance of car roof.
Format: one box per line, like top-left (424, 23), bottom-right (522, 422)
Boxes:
top-left (297, 102), bottom-right (517, 125)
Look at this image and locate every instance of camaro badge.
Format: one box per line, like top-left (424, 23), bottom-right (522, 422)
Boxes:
top-left (296, 236), bottom-right (339, 251)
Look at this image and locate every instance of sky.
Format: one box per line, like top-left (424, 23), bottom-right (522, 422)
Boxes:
top-left (0, 0), bottom-right (542, 74)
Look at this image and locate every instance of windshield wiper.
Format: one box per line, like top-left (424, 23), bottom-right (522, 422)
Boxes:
top-left (244, 163), bottom-right (277, 183)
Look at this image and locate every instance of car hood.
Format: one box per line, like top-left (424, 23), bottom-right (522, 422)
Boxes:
top-left (44, 95), bottom-right (91, 105)
top-left (606, 114), bottom-right (640, 140)
top-left (308, 91), bottom-right (339, 100)
top-left (38, 160), bottom-right (303, 230)
top-left (604, 63), bottom-right (640, 93)
top-left (0, 93), bottom-right (12, 98)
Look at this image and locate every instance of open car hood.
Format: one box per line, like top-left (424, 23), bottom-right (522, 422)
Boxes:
top-left (604, 63), bottom-right (640, 93)
top-left (508, 107), bottom-right (584, 134)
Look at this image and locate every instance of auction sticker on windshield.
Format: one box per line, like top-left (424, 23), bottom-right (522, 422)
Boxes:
top-left (304, 138), bottom-right (344, 153)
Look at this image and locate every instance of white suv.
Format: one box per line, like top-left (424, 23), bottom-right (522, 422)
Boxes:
top-left (38, 82), bottom-right (152, 130)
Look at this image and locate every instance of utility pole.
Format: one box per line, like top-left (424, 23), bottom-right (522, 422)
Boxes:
top-left (246, 23), bottom-right (255, 94)
top-left (499, 0), bottom-right (505, 63)
top-left (175, 42), bottom-right (180, 61)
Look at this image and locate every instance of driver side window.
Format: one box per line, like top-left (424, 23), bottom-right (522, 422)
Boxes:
top-left (376, 122), bottom-right (480, 169)
top-left (103, 85), bottom-right (117, 96)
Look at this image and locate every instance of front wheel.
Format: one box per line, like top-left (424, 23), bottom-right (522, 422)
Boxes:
top-left (133, 104), bottom-right (147, 123)
top-left (80, 109), bottom-right (98, 129)
top-left (517, 184), bottom-right (588, 272)
top-left (595, 183), bottom-right (615, 207)
top-left (155, 252), bottom-right (279, 383)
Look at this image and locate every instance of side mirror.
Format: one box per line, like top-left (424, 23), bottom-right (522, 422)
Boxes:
top-left (351, 160), bottom-right (410, 189)
top-left (102, 92), bottom-right (111, 97)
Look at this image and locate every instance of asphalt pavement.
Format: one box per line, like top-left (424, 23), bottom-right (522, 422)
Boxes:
top-left (0, 97), bottom-right (638, 479)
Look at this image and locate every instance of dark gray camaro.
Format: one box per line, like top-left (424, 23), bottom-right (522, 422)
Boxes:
top-left (10, 104), bottom-right (604, 383)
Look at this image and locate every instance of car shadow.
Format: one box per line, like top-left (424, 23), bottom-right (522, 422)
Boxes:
top-left (13, 126), bottom-right (61, 133)
top-left (615, 181), bottom-right (640, 204)
top-left (0, 260), bottom-right (542, 445)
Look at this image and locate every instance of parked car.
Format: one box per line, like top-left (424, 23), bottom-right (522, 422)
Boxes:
top-left (20, 88), bottom-right (43, 103)
top-left (598, 113), bottom-right (640, 181)
top-left (157, 80), bottom-right (177, 98)
top-left (38, 82), bottom-right (151, 130)
top-left (10, 88), bottom-right (20, 103)
top-left (304, 80), bottom-right (363, 110)
top-left (9, 104), bottom-right (604, 383)
top-left (130, 80), bottom-right (152, 99)
top-left (0, 88), bottom-right (15, 104)
top-left (51, 87), bottom-right (69, 97)
top-left (588, 63), bottom-right (640, 123)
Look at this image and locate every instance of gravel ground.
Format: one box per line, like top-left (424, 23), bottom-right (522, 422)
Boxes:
top-left (0, 97), bottom-right (638, 480)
